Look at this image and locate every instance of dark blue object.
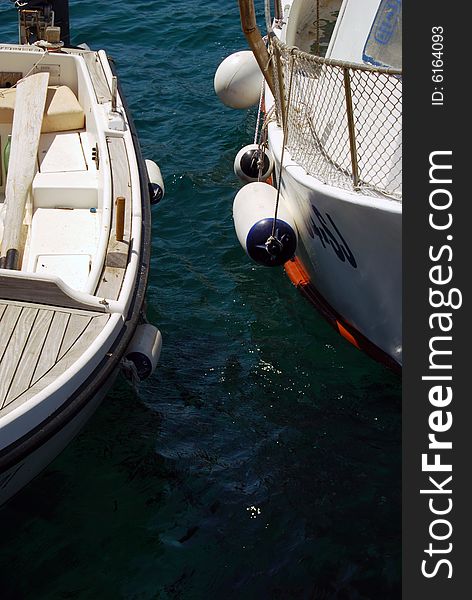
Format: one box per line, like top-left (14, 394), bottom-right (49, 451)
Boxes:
top-left (149, 182), bottom-right (164, 205)
top-left (240, 148), bottom-right (271, 180)
top-left (246, 218), bottom-right (297, 267)
top-left (126, 352), bottom-right (153, 380)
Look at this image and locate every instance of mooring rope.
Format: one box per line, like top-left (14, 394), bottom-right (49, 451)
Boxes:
top-left (253, 35), bottom-right (275, 181)
top-left (269, 48), bottom-right (296, 241)
top-left (253, 76), bottom-right (265, 145)
top-left (13, 49), bottom-right (49, 87)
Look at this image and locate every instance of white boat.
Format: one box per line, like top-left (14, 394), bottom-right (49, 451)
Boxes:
top-left (0, 0), bottom-right (164, 504)
top-left (215, 0), bottom-right (402, 371)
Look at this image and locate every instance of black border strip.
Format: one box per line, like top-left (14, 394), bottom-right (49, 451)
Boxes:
top-left (404, 2), bottom-right (470, 596)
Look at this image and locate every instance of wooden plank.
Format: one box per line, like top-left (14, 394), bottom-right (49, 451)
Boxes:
top-left (7, 313), bottom-right (111, 410)
top-left (0, 275), bottom-right (107, 312)
top-left (97, 267), bottom-right (124, 300)
top-left (82, 53), bottom-right (112, 104)
top-left (0, 73), bottom-right (50, 269)
top-left (108, 137), bottom-right (132, 232)
top-left (4, 308), bottom-right (54, 405)
top-left (0, 305), bottom-right (22, 364)
top-left (15, 315), bottom-right (110, 404)
top-left (0, 303), bottom-right (6, 322)
top-left (108, 137), bottom-right (132, 249)
top-left (0, 298), bottom-right (102, 318)
top-left (34, 313), bottom-right (110, 388)
top-left (0, 307), bottom-right (38, 408)
top-left (58, 313), bottom-right (92, 360)
top-left (106, 252), bottom-right (128, 269)
top-left (32, 311), bottom-right (70, 385)
top-left (96, 137), bottom-right (132, 300)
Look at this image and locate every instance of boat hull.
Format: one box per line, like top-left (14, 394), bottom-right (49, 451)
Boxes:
top-left (241, 0), bottom-right (402, 369)
top-left (0, 373), bottom-right (117, 506)
top-left (269, 128), bottom-right (402, 368)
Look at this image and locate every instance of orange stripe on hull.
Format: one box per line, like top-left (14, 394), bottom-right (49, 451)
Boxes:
top-left (284, 257), bottom-right (310, 287)
top-left (284, 256), bottom-right (400, 373)
top-left (336, 322), bottom-right (361, 349)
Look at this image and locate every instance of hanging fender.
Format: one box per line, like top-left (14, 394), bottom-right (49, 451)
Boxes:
top-left (214, 50), bottom-right (262, 109)
top-left (234, 144), bottom-right (274, 183)
top-left (233, 182), bottom-right (298, 267)
top-left (145, 159), bottom-right (165, 205)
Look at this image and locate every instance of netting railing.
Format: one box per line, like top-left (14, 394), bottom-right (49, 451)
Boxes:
top-left (268, 33), bottom-right (402, 200)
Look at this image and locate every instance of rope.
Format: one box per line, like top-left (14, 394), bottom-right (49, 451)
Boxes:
top-left (14, 49), bottom-right (49, 86)
top-left (253, 35), bottom-right (273, 181)
top-left (253, 76), bottom-right (265, 145)
top-left (269, 48), bottom-right (296, 240)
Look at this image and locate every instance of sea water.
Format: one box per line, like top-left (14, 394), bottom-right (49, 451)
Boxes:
top-left (0, 1), bottom-right (400, 598)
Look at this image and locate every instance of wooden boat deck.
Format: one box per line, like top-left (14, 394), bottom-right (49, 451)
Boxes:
top-left (0, 300), bottom-right (109, 416)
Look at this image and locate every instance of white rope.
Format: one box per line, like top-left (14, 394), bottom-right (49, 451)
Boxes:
top-left (253, 75), bottom-right (265, 145)
top-left (270, 49), bottom-right (296, 239)
top-left (261, 105), bottom-right (276, 130)
top-left (14, 49), bottom-right (49, 86)
top-left (0, 49), bottom-right (49, 99)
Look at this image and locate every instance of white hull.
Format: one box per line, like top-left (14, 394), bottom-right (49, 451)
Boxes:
top-left (0, 372), bottom-right (117, 505)
top-left (268, 119), bottom-right (402, 365)
top-left (253, 0), bottom-right (402, 368)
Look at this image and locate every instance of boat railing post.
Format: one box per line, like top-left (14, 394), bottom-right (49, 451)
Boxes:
top-left (274, 0), bottom-right (282, 21)
top-left (116, 196), bottom-right (125, 242)
top-left (238, 0), bottom-right (276, 97)
top-left (111, 76), bottom-right (118, 113)
top-left (343, 67), bottom-right (360, 188)
top-left (272, 41), bottom-right (287, 127)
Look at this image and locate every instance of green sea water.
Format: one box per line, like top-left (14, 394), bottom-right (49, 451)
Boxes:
top-left (0, 1), bottom-right (401, 598)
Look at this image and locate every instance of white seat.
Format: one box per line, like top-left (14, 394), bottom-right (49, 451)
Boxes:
top-left (33, 130), bottom-right (98, 209)
top-left (38, 131), bottom-right (87, 173)
top-left (35, 254), bottom-right (92, 291)
top-left (33, 171), bottom-right (98, 209)
top-left (26, 208), bottom-right (100, 290)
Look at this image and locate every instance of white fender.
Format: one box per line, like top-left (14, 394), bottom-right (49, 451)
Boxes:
top-left (214, 51), bottom-right (262, 109)
top-left (145, 159), bottom-right (165, 204)
top-left (233, 182), bottom-right (298, 266)
top-left (125, 324), bottom-right (162, 380)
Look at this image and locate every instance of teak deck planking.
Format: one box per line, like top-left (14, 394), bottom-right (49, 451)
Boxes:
top-left (0, 301), bottom-right (109, 413)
